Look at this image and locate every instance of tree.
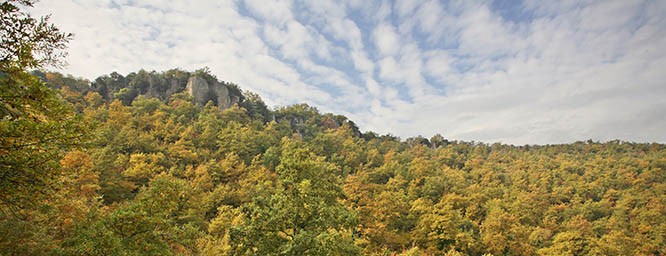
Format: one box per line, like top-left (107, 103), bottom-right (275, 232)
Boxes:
top-left (430, 134), bottom-right (449, 148)
top-left (0, 70), bottom-right (87, 207)
top-left (231, 139), bottom-right (360, 255)
top-left (1, 0), bottom-right (72, 70)
top-left (480, 201), bottom-right (532, 255)
top-left (240, 91), bottom-right (271, 122)
top-left (0, 2), bottom-right (86, 253)
top-left (1, 0), bottom-right (84, 210)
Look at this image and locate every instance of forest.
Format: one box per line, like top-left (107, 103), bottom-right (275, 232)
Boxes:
top-left (2, 1), bottom-right (666, 255)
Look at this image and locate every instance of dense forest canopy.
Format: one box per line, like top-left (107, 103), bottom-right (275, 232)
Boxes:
top-left (2, 1), bottom-right (665, 255)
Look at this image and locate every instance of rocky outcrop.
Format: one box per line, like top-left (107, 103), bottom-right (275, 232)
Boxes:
top-left (185, 76), bottom-right (237, 108)
top-left (83, 69), bottom-right (241, 109)
top-left (165, 79), bottom-right (182, 98)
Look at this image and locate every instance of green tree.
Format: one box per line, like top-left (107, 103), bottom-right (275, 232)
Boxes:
top-left (240, 91), bottom-right (271, 122)
top-left (0, 2), bottom-right (87, 253)
top-left (0, 70), bottom-right (87, 208)
top-left (0, 0), bottom-right (72, 70)
top-left (231, 139), bottom-right (360, 255)
top-left (1, 0), bottom-right (84, 210)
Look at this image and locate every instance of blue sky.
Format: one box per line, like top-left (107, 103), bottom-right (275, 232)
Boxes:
top-left (32, 0), bottom-right (666, 144)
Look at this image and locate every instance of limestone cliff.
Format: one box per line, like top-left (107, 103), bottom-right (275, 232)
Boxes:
top-left (185, 75), bottom-right (238, 108)
top-left (83, 69), bottom-right (241, 109)
top-left (143, 74), bottom-right (183, 100)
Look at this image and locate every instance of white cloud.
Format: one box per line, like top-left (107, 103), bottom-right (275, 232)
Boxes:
top-left (350, 50), bottom-right (374, 74)
top-left (30, 0), bottom-right (666, 144)
top-left (393, 0), bottom-right (421, 18)
top-left (373, 23), bottom-right (400, 57)
top-left (423, 50), bottom-right (453, 81)
top-left (243, 0), bottom-right (293, 26)
top-left (456, 4), bottom-right (523, 58)
top-left (263, 21), bottom-right (318, 60)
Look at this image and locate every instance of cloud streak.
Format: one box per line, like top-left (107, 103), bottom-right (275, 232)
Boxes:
top-left (32, 0), bottom-right (666, 145)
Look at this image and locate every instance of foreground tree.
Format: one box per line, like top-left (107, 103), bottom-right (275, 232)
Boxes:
top-left (1, 0), bottom-right (72, 70)
top-left (1, 0), bottom-right (80, 207)
top-left (227, 139), bottom-right (360, 255)
top-left (1, 0), bottom-right (85, 253)
top-left (0, 70), bottom-right (86, 208)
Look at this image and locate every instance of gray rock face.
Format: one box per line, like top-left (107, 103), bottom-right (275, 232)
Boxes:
top-left (89, 70), bottom-right (239, 109)
top-left (211, 80), bottom-right (231, 108)
top-left (143, 75), bottom-right (161, 99)
top-left (141, 75), bottom-right (183, 101)
top-left (185, 76), bottom-right (235, 108)
top-left (165, 79), bottom-right (182, 99)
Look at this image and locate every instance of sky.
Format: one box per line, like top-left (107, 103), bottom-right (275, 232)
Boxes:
top-left (31, 0), bottom-right (666, 145)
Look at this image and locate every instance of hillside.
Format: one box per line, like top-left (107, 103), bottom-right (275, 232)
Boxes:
top-left (36, 68), bottom-right (244, 109)
top-left (3, 1), bottom-right (665, 254)
top-left (1, 68), bottom-right (664, 255)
